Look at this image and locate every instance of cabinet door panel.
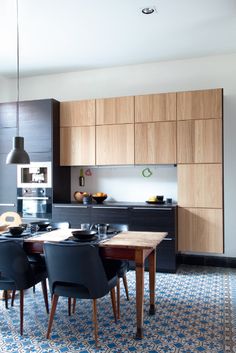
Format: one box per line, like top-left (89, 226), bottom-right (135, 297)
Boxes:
top-left (135, 93), bottom-right (176, 123)
top-left (60, 100), bottom-right (95, 127)
top-left (135, 122), bottom-right (176, 164)
top-left (96, 124), bottom-right (134, 165)
top-left (0, 103), bottom-right (16, 128)
top-left (0, 128), bottom-right (17, 153)
top-left (178, 164), bottom-right (222, 208)
top-left (177, 119), bottom-right (222, 163)
top-left (96, 96), bottom-right (134, 125)
top-left (19, 100), bottom-right (52, 152)
top-left (60, 126), bottom-right (95, 166)
top-left (52, 205), bottom-right (90, 228)
top-left (178, 207), bottom-right (223, 253)
top-left (177, 89), bottom-right (223, 120)
top-left (0, 154), bottom-right (17, 207)
top-left (91, 207), bottom-right (129, 224)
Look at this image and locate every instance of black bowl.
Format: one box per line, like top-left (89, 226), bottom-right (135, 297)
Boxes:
top-left (72, 230), bottom-right (97, 240)
top-left (156, 195), bottom-right (164, 201)
top-left (8, 226), bottom-right (25, 236)
top-left (92, 196), bottom-right (107, 204)
top-left (30, 221), bottom-right (50, 231)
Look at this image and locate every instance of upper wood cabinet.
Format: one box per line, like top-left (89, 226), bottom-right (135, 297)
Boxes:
top-left (135, 93), bottom-right (176, 123)
top-left (178, 164), bottom-right (222, 208)
top-left (135, 122), bottom-right (176, 164)
top-left (96, 96), bottom-right (134, 125)
top-left (177, 119), bottom-right (222, 163)
top-left (177, 88), bottom-right (223, 120)
top-left (60, 100), bottom-right (95, 127)
top-left (60, 126), bottom-right (95, 166)
top-left (178, 207), bottom-right (223, 253)
top-left (96, 124), bottom-right (134, 165)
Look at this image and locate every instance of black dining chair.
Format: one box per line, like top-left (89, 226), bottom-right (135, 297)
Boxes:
top-left (0, 239), bottom-right (49, 335)
top-left (44, 242), bottom-right (118, 346)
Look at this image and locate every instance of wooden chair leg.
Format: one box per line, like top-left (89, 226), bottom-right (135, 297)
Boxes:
top-left (4, 290), bottom-right (8, 309)
top-left (123, 274), bottom-right (129, 301)
top-left (68, 297), bottom-right (71, 316)
top-left (92, 299), bottom-right (98, 347)
top-left (110, 287), bottom-right (117, 323)
top-left (72, 298), bottom-right (76, 314)
top-left (116, 279), bottom-right (120, 320)
top-left (41, 280), bottom-right (49, 314)
top-left (11, 290), bottom-right (16, 306)
top-left (20, 289), bottom-right (24, 335)
top-left (46, 294), bottom-right (59, 339)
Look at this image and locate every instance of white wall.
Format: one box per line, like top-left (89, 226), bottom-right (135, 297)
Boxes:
top-left (71, 165), bottom-right (177, 203)
top-left (4, 52), bottom-right (236, 257)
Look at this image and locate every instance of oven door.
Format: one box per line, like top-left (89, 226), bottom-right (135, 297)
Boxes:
top-left (18, 197), bottom-right (52, 219)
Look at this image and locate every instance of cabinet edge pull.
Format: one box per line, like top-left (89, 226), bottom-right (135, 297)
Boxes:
top-left (0, 203), bottom-right (15, 207)
top-left (93, 206), bottom-right (129, 209)
top-left (163, 237), bottom-right (174, 241)
top-left (132, 207), bottom-right (172, 211)
top-left (53, 205), bottom-right (88, 209)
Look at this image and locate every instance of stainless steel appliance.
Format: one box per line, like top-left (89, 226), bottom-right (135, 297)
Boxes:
top-left (17, 162), bottom-right (52, 188)
top-left (17, 188), bottom-right (52, 219)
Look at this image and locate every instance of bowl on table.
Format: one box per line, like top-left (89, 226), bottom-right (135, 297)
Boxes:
top-left (30, 221), bottom-right (50, 232)
top-left (71, 230), bottom-right (97, 241)
top-left (8, 225), bottom-right (25, 236)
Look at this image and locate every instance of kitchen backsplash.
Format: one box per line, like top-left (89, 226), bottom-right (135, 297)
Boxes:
top-left (71, 165), bottom-right (177, 202)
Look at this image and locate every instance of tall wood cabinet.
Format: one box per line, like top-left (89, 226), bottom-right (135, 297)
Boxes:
top-left (177, 88), bottom-right (223, 253)
top-left (60, 99), bottom-right (96, 166)
top-left (134, 93), bottom-right (177, 164)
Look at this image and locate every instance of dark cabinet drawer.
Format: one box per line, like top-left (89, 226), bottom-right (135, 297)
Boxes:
top-left (0, 154), bottom-right (17, 209)
top-left (91, 207), bottom-right (129, 225)
top-left (0, 103), bottom-right (16, 128)
top-left (0, 128), bottom-right (17, 153)
top-left (52, 205), bottom-right (91, 228)
top-left (129, 207), bottom-right (175, 236)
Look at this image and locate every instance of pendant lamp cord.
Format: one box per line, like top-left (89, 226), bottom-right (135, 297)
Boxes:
top-left (16, 0), bottom-right (20, 136)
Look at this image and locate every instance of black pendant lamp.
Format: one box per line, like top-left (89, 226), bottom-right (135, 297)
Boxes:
top-left (6, 0), bottom-right (30, 165)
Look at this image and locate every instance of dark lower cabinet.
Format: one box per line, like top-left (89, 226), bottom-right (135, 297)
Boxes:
top-left (52, 204), bottom-right (177, 272)
top-left (52, 205), bottom-right (91, 228)
top-left (0, 154), bottom-right (17, 213)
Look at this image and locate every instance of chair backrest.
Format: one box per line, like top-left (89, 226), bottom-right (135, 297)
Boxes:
top-left (48, 222), bottom-right (70, 231)
top-left (44, 242), bottom-right (110, 299)
top-left (0, 240), bottom-right (34, 289)
top-left (0, 212), bottom-right (22, 226)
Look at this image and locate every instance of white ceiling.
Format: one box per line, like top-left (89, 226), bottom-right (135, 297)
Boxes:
top-left (0, 0), bottom-right (236, 78)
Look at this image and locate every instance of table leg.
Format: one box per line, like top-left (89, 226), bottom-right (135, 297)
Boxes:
top-left (148, 249), bottom-right (156, 315)
top-left (135, 249), bottom-right (144, 339)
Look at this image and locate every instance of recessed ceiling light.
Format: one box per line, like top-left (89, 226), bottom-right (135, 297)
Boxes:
top-left (142, 7), bottom-right (156, 15)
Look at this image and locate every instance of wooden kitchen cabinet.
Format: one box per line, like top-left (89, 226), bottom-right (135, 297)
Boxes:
top-left (135, 122), bottom-right (176, 164)
top-left (178, 207), bottom-right (223, 253)
top-left (135, 93), bottom-right (176, 123)
top-left (60, 99), bottom-right (95, 127)
top-left (177, 88), bottom-right (223, 121)
top-left (96, 96), bottom-right (134, 125)
top-left (96, 124), bottom-right (134, 165)
top-left (177, 119), bottom-right (222, 163)
top-left (60, 126), bottom-right (95, 166)
top-left (178, 164), bottom-right (222, 208)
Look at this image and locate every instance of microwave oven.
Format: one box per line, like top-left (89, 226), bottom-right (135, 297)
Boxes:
top-left (17, 162), bottom-right (52, 188)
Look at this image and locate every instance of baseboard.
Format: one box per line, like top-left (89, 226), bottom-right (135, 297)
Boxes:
top-left (177, 254), bottom-right (236, 268)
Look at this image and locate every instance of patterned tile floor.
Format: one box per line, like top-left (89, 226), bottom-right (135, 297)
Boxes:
top-left (0, 265), bottom-right (235, 353)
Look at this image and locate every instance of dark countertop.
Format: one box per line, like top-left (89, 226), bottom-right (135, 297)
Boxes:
top-left (53, 201), bottom-right (177, 208)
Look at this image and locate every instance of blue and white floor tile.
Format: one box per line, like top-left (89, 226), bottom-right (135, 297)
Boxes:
top-left (0, 265), bottom-right (235, 353)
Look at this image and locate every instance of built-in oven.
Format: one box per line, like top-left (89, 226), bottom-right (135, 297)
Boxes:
top-left (17, 162), bottom-right (52, 188)
top-left (17, 188), bottom-right (52, 220)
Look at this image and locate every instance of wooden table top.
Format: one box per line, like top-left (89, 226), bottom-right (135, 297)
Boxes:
top-left (24, 229), bottom-right (167, 250)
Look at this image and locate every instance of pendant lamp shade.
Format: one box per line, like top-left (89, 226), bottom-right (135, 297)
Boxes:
top-left (6, 136), bottom-right (30, 164)
top-left (6, 0), bottom-right (30, 165)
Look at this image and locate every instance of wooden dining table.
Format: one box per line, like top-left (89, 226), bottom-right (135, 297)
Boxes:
top-left (23, 229), bottom-right (167, 339)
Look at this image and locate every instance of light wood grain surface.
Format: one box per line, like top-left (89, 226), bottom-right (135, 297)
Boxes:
top-left (60, 100), bottom-right (95, 127)
top-left (25, 229), bottom-right (167, 249)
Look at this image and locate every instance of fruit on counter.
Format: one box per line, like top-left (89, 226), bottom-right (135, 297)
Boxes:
top-left (148, 195), bottom-right (157, 202)
top-left (92, 192), bottom-right (107, 197)
top-left (74, 191), bottom-right (89, 202)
